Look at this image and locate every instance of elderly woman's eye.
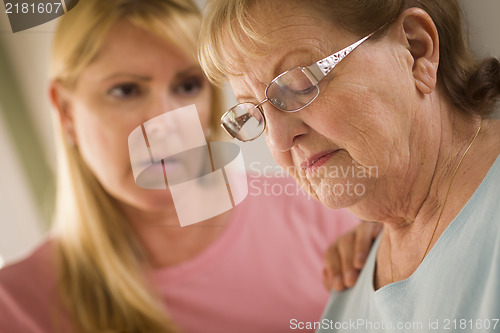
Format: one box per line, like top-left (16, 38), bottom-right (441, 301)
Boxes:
top-left (108, 83), bottom-right (140, 99)
top-left (175, 77), bottom-right (203, 96)
top-left (295, 85), bottom-right (317, 95)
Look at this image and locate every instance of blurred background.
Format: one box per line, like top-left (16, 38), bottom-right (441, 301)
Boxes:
top-left (0, 0), bottom-right (499, 267)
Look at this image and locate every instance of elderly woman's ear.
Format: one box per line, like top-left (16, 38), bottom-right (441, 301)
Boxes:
top-left (395, 8), bottom-right (440, 95)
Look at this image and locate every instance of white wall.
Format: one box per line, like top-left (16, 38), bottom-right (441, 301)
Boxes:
top-left (0, 109), bottom-right (43, 266)
top-left (459, 0), bottom-right (500, 57)
top-left (0, 14), bottom-right (56, 265)
top-left (459, 0), bottom-right (500, 119)
top-left (0, 12), bottom-right (57, 165)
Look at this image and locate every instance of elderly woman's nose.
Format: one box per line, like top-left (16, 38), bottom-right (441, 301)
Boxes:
top-left (265, 107), bottom-right (307, 152)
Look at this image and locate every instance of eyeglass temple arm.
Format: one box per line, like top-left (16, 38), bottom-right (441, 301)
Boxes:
top-left (304, 32), bottom-right (375, 84)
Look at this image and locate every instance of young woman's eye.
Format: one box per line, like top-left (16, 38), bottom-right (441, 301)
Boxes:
top-left (175, 77), bottom-right (203, 96)
top-left (108, 83), bottom-right (140, 99)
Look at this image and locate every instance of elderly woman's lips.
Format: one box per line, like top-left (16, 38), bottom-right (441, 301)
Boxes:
top-left (301, 150), bottom-right (340, 174)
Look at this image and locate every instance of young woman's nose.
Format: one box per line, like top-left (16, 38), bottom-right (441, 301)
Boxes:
top-left (144, 94), bottom-right (183, 137)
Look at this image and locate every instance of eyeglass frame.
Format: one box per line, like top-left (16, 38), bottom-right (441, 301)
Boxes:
top-left (221, 29), bottom-right (380, 142)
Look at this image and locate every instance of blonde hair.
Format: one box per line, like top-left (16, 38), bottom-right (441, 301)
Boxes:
top-left (199, 0), bottom-right (500, 116)
top-left (50, 0), bottom-right (223, 331)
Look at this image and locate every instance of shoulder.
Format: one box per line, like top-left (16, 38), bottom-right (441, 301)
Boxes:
top-left (245, 174), bottom-right (318, 213)
top-left (0, 239), bottom-right (60, 329)
top-left (241, 174), bottom-right (359, 238)
top-left (0, 239), bottom-right (55, 288)
top-left (470, 154), bottom-right (500, 218)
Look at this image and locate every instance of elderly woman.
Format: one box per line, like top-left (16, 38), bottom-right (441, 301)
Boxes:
top-left (200, 0), bottom-right (500, 330)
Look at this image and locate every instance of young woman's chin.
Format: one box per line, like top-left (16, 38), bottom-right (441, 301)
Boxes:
top-left (110, 185), bottom-right (176, 215)
top-left (139, 190), bottom-right (176, 211)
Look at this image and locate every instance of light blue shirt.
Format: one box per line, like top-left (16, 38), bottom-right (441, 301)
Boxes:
top-left (318, 155), bottom-right (500, 333)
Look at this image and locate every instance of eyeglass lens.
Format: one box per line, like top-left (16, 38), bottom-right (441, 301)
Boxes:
top-left (224, 67), bottom-right (319, 141)
top-left (222, 103), bottom-right (265, 141)
top-left (266, 67), bottom-right (319, 111)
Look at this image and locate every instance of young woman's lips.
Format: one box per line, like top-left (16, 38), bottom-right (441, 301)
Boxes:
top-left (142, 158), bottom-right (180, 173)
top-left (301, 150), bottom-right (340, 175)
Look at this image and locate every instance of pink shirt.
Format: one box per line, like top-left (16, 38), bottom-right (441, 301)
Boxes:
top-left (0, 176), bottom-right (358, 332)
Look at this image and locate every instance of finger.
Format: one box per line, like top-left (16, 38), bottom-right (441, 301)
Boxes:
top-left (322, 267), bottom-right (329, 290)
top-left (372, 222), bottom-right (383, 238)
top-left (323, 267), bottom-right (345, 291)
top-left (323, 245), bottom-right (346, 291)
top-left (331, 273), bottom-right (346, 291)
top-left (353, 222), bottom-right (378, 269)
top-left (336, 232), bottom-right (359, 288)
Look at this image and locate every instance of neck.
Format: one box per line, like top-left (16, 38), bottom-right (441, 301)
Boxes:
top-left (354, 99), bottom-right (482, 223)
top-left (118, 196), bottom-right (232, 269)
top-left (363, 101), bottom-right (500, 288)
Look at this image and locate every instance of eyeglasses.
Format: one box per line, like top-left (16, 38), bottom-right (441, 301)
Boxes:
top-left (221, 30), bottom-right (378, 142)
